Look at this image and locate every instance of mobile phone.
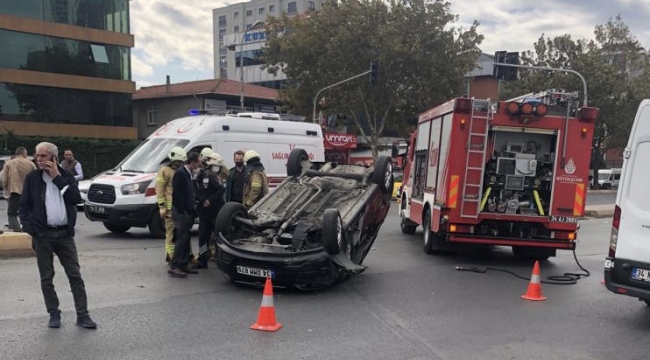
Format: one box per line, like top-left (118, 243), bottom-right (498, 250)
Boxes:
top-left (51, 155), bottom-right (57, 163)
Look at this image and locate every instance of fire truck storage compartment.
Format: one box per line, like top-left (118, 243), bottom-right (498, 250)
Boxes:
top-left (482, 128), bottom-right (557, 216)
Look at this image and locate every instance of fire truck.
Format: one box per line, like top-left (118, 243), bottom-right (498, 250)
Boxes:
top-left (397, 90), bottom-right (598, 259)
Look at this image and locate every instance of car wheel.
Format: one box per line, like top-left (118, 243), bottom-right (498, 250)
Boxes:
top-left (215, 202), bottom-right (248, 241)
top-left (103, 222), bottom-right (130, 234)
top-left (372, 156), bottom-right (394, 194)
top-left (422, 209), bottom-right (443, 254)
top-left (322, 208), bottom-right (343, 255)
top-left (147, 212), bottom-right (165, 239)
top-left (287, 148), bottom-right (310, 177)
top-left (400, 199), bottom-right (417, 235)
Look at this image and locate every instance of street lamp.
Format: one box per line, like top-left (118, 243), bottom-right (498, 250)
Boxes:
top-left (239, 20), bottom-right (264, 111)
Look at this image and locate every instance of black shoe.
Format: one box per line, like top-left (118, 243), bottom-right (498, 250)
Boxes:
top-left (48, 311), bottom-right (61, 328)
top-left (191, 262), bottom-right (208, 269)
top-left (168, 268), bottom-right (188, 278)
top-left (180, 266), bottom-right (199, 274)
top-left (76, 315), bottom-right (97, 329)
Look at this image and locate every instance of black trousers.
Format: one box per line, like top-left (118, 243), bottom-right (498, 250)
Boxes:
top-left (8, 193), bottom-right (20, 216)
top-left (33, 229), bottom-right (88, 316)
top-left (171, 209), bottom-right (194, 269)
top-left (197, 215), bottom-right (216, 263)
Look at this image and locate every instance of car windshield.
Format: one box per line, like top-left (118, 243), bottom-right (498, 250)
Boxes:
top-left (116, 138), bottom-right (190, 173)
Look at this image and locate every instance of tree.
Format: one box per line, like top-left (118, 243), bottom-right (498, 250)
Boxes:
top-left (500, 15), bottom-right (650, 187)
top-left (262, 0), bottom-right (483, 158)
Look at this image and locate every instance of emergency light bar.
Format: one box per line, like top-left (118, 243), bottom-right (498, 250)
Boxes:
top-left (505, 101), bottom-right (548, 117)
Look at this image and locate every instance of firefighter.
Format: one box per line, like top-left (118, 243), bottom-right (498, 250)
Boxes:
top-left (242, 149), bottom-right (269, 209)
top-left (156, 147), bottom-right (186, 262)
top-left (192, 153), bottom-right (227, 268)
top-left (199, 148), bottom-right (214, 168)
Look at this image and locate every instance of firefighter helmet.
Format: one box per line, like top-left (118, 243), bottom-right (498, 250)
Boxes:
top-left (206, 153), bottom-right (226, 167)
top-left (199, 148), bottom-right (214, 162)
top-left (168, 147), bottom-right (187, 162)
top-left (244, 149), bottom-right (260, 163)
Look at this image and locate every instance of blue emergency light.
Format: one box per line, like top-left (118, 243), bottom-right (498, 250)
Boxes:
top-left (189, 109), bottom-right (200, 116)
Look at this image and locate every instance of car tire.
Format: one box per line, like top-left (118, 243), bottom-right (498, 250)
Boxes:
top-left (215, 202), bottom-right (248, 241)
top-left (287, 148), bottom-right (310, 177)
top-left (400, 199), bottom-right (417, 234)
top-left (148, 212), bottom-right (165, 239)
top-left (422, 209), bottom-right (443, 254)
top-left (322, 208), bottom-right (343, 255)
top-left (372, 156), bottom-right (394, 194)
top-left (103, 222), bottom-right (130, 234)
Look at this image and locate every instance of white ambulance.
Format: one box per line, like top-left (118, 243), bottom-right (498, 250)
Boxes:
top-left (84, 112), bottom-right (325, 238)
top-left (604, 100), bottom-right (650, 305)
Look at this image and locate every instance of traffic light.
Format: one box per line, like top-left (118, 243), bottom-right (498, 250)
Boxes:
top-left (369, 60), bottom-right (379, 85)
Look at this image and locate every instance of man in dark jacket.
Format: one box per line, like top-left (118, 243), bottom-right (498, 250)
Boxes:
top-left (168, 151), bottom-right (202, 278)
top-left (225, 150), bottom-right (245, 203)
top-left (19, 142), bottom-right (97, 329)
top-left (193, 153), bottom-right (226, 268)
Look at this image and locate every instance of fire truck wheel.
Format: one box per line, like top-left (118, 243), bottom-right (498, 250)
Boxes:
top-left (372, 156), bottom-right (394, 195)
top-left (422, 209), bottom-right (443, 254)
top-left (287, 148), bottom-right (310, 177)
top-left (400, 200), bottom-right (417, 234)
top-left (512, 246), bottom-right (554, 261)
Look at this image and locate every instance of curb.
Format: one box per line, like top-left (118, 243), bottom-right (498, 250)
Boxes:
top-left (0, 232), bottom-right (34, 259)
top-left (584, 208), bottom-right (615, 219)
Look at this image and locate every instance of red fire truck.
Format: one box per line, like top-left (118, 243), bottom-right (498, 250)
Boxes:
top-left (397, 90), bottom-right (598, 259)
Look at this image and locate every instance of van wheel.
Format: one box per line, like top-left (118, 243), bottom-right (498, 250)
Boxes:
top-left (372, 156), bottom-right (394, 195)
top-left (148, 213), bottom-right (165, 239)
top-left (287, 149), bottom-right (310, 177)
top-left (104, 223), bottom-right (130, 234)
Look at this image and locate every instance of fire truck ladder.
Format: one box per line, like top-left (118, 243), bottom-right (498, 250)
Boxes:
top-left (460, 99), bottom-right (492, 218)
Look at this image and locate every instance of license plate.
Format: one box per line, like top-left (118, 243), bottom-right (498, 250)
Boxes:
top-left (88, 206), bottom-right (105, 214)
top-left (549, 215), bottom-right (578, 224)
top-left (631, 267), bottom-right (650, 282)
top-left (236, 266), bottom-right (274, 278)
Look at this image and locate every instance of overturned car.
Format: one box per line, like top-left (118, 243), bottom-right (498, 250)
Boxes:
top-left (215, 148), bottom-right (393, 290)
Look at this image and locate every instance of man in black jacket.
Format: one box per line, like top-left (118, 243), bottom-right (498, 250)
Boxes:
top-left (168, 151), bottom-right (202, 277)
top-left (19, 142), bottom-right (97, 329)
top-left (193, 153), bottom-right (226, 268)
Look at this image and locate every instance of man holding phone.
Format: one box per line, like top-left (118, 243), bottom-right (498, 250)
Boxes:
top-left (19, 142), bottom-right (97, 329)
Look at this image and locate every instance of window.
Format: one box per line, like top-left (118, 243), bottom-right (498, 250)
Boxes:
top-left (258, 7), bottom-right (265, 15)
top-left (218, 15), bottom-right (226, 26)
top-left (234, 25), bottom-right (239, 32)
top-left (287, 2), bottom-right (297, 13)
top-left (147, 106), bottom-right (159, 126)
top-left (218, 29), bottom-right (226, 40)
top-left (90, 44), bottom-right (109, 63)
top-left (234, 11), bottom-right (239, 19)
top-left (269, 5), bottom-right (275, 12)
top-left (235, 49), bottom-right (265, 67)
top-left (219, 56), bottom-right (227, 65)
top-left (246, 10), bottom-right (252, 17)
top-left (308, 1), bottom-right (315, 10)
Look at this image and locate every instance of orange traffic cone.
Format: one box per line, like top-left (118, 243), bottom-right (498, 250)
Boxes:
top-left (251, 277), bottom-right (283, 332)
top-left (521, 260), bottom-right (547, 301)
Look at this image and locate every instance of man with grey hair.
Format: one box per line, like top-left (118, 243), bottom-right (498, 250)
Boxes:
top-left (19, 142), bottom-right (97, 329)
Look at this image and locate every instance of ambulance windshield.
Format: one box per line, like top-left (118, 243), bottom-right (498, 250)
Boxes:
top-left (116, 138), bottom-right (190, 173)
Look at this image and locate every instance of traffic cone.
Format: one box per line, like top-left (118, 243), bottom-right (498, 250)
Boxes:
top-left (250, 277), bottom-right (283, 332)
top-left (521, 260), bottom-right (547, 301)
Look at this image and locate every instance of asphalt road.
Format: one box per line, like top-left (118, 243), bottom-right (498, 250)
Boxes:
top-left (1, 204), bottom-right (648, 360)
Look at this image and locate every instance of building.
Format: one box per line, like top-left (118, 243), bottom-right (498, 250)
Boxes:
top-left (0, 1), bottom-right (136, 140)
top-left (464, 53), bottom-right (500, 100)
top-left (213, 0), bottom-right (324, 88)
top-left (132, 78), bottom-right (280, 139)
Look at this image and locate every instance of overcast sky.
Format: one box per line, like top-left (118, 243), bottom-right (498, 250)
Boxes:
top-left (130, 0), bottom-right (650, 89)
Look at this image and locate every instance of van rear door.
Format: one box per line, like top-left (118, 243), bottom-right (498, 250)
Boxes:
top-left (615, 100), bottom-right (650, 263)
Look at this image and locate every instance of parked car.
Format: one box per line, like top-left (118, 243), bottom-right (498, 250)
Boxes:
top-left (78, 179), bottom-right (92, 209)
top-left (215, 148), bottom-right (393, 290)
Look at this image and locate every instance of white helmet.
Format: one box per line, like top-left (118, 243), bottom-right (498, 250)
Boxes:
top-left (168, 147), bottom-right (187, 162)
top-left (244, 149), bottom-right (260, 163)
top-left (199, 148), bottom-right (214, 162)
top-left (206, 153), bottom-right (226, 167)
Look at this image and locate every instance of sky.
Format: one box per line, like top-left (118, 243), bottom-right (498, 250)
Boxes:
top-left (130, 0), bottom-right (650, 89)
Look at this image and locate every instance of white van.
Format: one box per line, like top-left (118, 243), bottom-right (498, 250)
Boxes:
top-left (596, 168), bottom-right (621, 189)
top-left (84, 112), bottom-right (325, 238)
top-left (604, 100), bottom-right (650, 305)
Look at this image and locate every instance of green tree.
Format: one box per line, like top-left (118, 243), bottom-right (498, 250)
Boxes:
top-left (500, 16), bottom-right (650, 186)
top-left (263, 0), bottom-right (483, 158)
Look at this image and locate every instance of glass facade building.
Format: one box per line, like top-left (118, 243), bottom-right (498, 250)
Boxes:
top-left (0, 0), bottom-right (135, 139)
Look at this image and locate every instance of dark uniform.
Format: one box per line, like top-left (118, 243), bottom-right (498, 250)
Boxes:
top-left (194, 169), bottom-right (225, 266)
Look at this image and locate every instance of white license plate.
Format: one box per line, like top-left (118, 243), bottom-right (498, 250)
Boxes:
top-left (88, 206), bottom-right (105, 214)
top-left (236, 266), bottom-right (273, 278)
top-left (549, 215), bottom-right (578, 224)
top-left (632, 267), bottom-right (650, 282)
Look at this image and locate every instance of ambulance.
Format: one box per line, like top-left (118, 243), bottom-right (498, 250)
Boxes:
top-left (84, 112), bottom-right (325, 238)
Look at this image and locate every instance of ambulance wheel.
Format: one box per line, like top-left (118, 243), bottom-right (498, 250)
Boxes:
top-left (104, 223), bottom-right (130, 234)
top-left (422, 209), bottom-right (443, 254)
top-left (287, 148), bottom-right (310, 177)
top-left (322, 209), bottom-right (343, 255)
top-left (373, 156), bottom-right (394, 194)
top-left (148, 212), bottom-right (165, 239)
top-left (400, 199), bottom-right (417, 234)
top-left (215, 202), bottom-right (248, 242)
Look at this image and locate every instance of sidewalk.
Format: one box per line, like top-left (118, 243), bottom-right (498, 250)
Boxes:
top-left (0, 231), bottom-right (33, 259)
top-left (584, 204), bottom-right (615, 218)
